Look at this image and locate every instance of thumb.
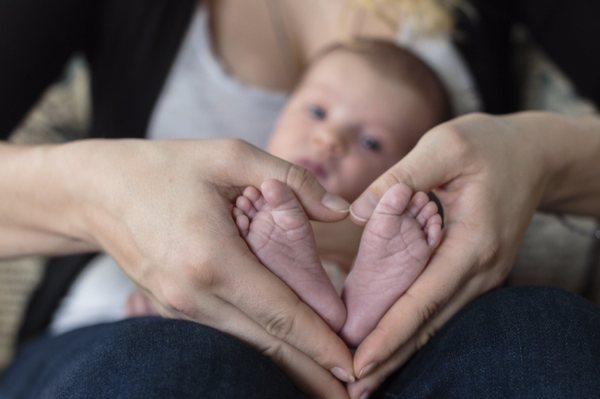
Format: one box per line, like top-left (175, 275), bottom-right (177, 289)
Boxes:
top-left (277, 162), bottom-right (350, 222)
top-left (350, 130), bottom-right (462, 224)
top-left (234, 141), bottom-right (350, 222)
top-left (217, 140), bottom-right (350, 222)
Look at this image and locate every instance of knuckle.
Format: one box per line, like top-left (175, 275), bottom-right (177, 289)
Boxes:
top-left (265, 310), bottom-right (297, 341)
top-left (264, 300), bottom-right (302, 341)
top-left (173, 243), bottom-right (220, 289)
top-left (429, 121), bottom-right (474, 160)
top-left (221, 138), bottom-right (250, 155)
top-left (371, 168), bottom-right (416, 198)
top-left (261, 341), bottom-right (287, 364)
top-left (379, 171), bottom-right (403, 191)
top-left (419, 300), bottom-right (440, 324)
top-left (159, 281), bottom-right (195, 316)
top-left (189, 257), bottom-right (218, 288)
top-left (459, 112), bottom-right (494, 129)
top-left (285, 164), bottom-right (316, 192)
top-left (393, 163), bottom-right (418, 191)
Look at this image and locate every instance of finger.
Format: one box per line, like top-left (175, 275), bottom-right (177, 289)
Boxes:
top-left (347, 277), bottom-right (487, 399)
top-left (279, 164), bottom-right (350, 222)
top-left (350, 127), bottom-right (464, 224)
top-left (352, 223), bottom-right (476, 378)
top-left (217, 300), bottom-right (351, 399)
top-left (209, 231), bottom-right (356, 382)
top-left (228, 142), bottom-right (350, 221)
top-left (149, 288), bottom-right (350, 398)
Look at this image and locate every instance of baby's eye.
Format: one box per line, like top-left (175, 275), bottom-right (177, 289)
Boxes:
top-left (359, 136), bottom-right (382, 153)
top-left (308, 104), bottom-right (327, 120)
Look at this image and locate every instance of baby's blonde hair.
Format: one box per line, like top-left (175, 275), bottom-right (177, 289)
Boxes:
top-left (348, 0), bottom-right (459, 35)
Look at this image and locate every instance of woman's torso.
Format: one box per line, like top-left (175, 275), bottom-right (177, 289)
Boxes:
top-left (50, 0), bottom-right (399, 333)
top-left (50, 0), bottom-right (479, 334)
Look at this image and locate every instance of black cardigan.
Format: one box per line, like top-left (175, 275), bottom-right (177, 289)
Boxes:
top-left (1, 0), bottom-right (598, 345)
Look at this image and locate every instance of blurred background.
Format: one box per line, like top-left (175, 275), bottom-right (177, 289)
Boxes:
top-left (1, 28), bottom-right (598, 370)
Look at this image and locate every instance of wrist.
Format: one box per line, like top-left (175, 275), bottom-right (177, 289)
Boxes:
top-left (512, 112), bottom-right (600, 215)
top-left (46, 140), bottom-right (101, 242)
top-left (0, 141), bottom-right (94, 246)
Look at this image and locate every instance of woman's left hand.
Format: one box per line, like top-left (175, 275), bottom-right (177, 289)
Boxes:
top-left (344, 113), bottom-right (567, 398)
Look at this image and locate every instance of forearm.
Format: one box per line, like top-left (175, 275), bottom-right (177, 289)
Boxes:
top-left (520, 112), bottom-right (600, 216)
top-left (0, 142), bottom-right (97, 258)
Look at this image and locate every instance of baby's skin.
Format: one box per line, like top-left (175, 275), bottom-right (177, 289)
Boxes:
top-left (233, 179), bottom-right (347, 332)
top-left (126, 41), bottom-right (446, 346)
top-left (233, 180), bottom-right (442, 346)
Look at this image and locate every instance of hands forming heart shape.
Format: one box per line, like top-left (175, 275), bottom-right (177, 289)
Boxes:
top-left (232, 179), bottom-right (443, 352)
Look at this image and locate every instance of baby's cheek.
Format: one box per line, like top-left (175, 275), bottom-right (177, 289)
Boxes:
top-left (268, 131), bottom-right (302, 161)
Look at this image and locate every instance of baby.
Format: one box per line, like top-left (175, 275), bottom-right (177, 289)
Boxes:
top-left (130, 39), bottom-right (447, 347)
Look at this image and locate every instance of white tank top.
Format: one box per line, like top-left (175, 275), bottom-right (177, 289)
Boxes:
top-left (147, 5), bottom-right (288, 146)
top-left (51, 6), bottom-right (481, 335)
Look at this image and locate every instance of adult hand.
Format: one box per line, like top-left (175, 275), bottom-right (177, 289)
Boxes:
top-left (54, 138), bottom-right (354, 398)
top-left (345, 112), bottom-right (574, 398)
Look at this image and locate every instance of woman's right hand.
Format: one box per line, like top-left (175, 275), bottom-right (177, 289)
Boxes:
top-left (32, 138), bottom-right (355, 398)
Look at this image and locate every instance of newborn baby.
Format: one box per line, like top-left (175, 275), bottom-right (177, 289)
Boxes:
top-left (232, 39), bottom-right (447, 346)
top-left (129, 39), bottom-right (448, 347)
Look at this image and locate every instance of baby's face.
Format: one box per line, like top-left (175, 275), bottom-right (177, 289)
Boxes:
top-left (268, 51), bottom-right (437, 201)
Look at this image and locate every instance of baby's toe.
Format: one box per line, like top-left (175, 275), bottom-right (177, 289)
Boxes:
top-left (417, 201), bottom-right (438, 226)
top-left (427, 222), bottom-right (442, 248)
top-left (261, 179), bottom-right (296, 209)
top-left (377, 183), bottom-right (412, 215)
top-left (232, 207), bottom-right (243, 218)
top-left (407, 191), bottom-right (429, 217)
top-left (242, 186), bottom-right (266, 211)
top-left (243, 186), bottom-right (261, 202)
top-left (425, 213), bottom-right (443, 248)
top-left (426, 213), bottom-right (443, 230)
top-left (236, 195), bottom-right (256, 217)
top-left (235, 212), bottom-right (250, 236)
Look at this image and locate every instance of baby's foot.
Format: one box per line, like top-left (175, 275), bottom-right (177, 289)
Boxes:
top-left (341, 183), bottom-right (442, 346)
top-left (233, 179), bottom-right (346, 332)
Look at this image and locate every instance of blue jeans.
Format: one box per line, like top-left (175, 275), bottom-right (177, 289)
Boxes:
top-left (2, 287), bottom-right (599, 398)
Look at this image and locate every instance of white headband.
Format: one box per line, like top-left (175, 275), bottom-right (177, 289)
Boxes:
top-left (396, 27), bottom-right (482, 116)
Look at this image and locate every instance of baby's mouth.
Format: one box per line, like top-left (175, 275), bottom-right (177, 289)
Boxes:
top-left (295, 158), bottom-right (328, 180)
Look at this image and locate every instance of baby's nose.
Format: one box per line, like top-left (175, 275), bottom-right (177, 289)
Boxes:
top-left (312, 126), bottom-right (347, 158)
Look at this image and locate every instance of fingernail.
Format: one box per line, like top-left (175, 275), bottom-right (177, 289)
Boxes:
top-left (350, 193), bottom-right (379, 222)
top-left (359, 390), bottom-right (371, 399)
top-left (330, 367), bottom-right (355, 383)
top-left (358, 362), bottom-right (377, 379)
top-left (322, 193), bottom-right (350, 212)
